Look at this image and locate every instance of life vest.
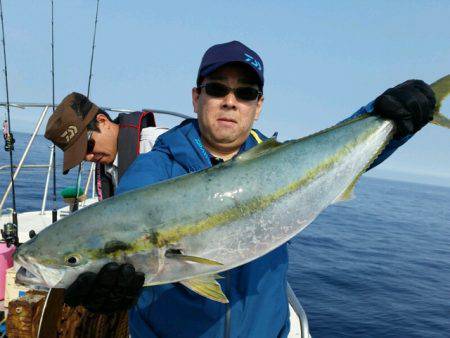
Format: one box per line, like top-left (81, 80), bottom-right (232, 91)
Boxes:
top-left (96, 111), bottom-right (156, 200)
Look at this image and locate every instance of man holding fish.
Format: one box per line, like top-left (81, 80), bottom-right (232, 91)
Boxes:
top-left (46, 41), bottom-right (437, 337)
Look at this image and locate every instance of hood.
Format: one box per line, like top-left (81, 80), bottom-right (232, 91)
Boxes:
top-left (151, 119), bottom-right (212, 173)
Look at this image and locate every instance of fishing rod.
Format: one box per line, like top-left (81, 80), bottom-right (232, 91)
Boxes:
top-left (73, 0), bottom-right (100, 212)
top-left (87, 0), bottom-right (100, 99)
top-left (0, 0), bottom-right (19, 246)
top-left (38, 4), bottom-right (102, 332)
top-left (50, 0), bottom-right (57, 223)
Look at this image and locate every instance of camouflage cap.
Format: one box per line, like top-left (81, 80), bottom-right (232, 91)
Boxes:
top-left (44, 92), bottom-right (99, 174)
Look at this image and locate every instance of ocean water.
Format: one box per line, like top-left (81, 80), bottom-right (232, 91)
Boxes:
top-left (1, 133), bottom-right (450, 337)
top-left (0, 133), bottom-right (94, 212)
top-left (288, 175), bottom-right (450, 337)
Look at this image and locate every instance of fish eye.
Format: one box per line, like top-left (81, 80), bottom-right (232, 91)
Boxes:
top-left (65, 254), bottom-right (82, 267)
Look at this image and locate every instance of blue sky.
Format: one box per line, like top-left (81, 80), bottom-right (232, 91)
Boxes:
top-left (1, 1), bottom-right (450, 186)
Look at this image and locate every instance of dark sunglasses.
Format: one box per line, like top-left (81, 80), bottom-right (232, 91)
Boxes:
top-left (86, 131), bottom-right (95, 154)
top-left (198, 82), bottom-right (262, 101)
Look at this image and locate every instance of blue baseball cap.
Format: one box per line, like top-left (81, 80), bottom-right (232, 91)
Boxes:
top-left (197, 40), bottom-right (264, 89)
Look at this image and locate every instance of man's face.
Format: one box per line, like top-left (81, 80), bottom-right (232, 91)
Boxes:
top-left (84, 114), bottom-right (118, 164)
top-left (192, 64), bottom-right (263, 154)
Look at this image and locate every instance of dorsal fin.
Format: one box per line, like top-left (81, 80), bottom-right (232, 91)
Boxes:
top-left (235, 137), bottom-right (283, 162)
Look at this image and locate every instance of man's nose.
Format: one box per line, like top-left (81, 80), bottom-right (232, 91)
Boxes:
top-left (221, 91), bottom-right (238, 109)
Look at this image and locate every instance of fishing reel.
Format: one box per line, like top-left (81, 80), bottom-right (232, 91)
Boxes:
top-left (3, 132), bottom-right (15, 151)
top-left (1, 222), bottom-right (19, 247)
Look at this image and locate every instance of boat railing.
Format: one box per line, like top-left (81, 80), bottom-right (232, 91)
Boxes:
top-left (0, 102), bottom-right (193, 119)
top-left (287, 282), bottom-right (310, 338)
top-left (0, 104), bottom-right (50, 212)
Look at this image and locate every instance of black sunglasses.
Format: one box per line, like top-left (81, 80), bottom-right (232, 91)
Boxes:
top-left (86, 131), bottom-right (95, 154)
top-left (198, 82), bottom-right (262, 101)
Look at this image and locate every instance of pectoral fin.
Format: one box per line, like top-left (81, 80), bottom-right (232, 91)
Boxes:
top-left (166, 252), bottom-right (223, 266)
top-left (180, 275), bottom-right (229, 303)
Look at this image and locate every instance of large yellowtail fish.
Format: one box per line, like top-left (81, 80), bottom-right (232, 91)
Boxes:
top-left (14, 75), bottom-right (450, 303)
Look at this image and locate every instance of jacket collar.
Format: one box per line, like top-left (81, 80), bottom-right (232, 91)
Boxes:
top-left (153, 119), bottom-right (262, 173)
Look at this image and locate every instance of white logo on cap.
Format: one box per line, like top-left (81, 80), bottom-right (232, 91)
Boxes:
top-left (61, 126), bottom-right (78, 143)
top-left (244, 53), bottom-right (262, 71)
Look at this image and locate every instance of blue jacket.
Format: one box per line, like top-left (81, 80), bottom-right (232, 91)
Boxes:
top-left (117, 104), bottom-right (409, 338)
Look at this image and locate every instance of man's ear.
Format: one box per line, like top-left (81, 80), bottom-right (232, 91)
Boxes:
top-left (254, 95), bottom-right (264, 121)
top-left (96, 113), bottom-right (108, 124)
top-left (192, 87), bottom-right (200, 114)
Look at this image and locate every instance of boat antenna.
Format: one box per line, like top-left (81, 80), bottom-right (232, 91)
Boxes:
top-left (0, 0), bottom-right (19, 246)
top-left (74, 0), bottom-right (100, 211)
top-left (50, 0), bottom-right (57, 223)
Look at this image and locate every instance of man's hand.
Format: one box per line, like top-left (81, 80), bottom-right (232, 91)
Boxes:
top-left (374, 80), bottom-right (436, 139)
top-left (64, 263), bottom-right (145, 314)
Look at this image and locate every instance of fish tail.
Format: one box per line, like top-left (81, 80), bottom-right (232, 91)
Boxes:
top-left (430, 74), bottom-right (450, 129)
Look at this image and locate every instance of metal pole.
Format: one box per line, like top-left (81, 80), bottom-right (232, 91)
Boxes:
top-left (81, 162), bottom-right (95, 206)
top-left (91, 164), bottom-right (96, 198)
top-left (50, 0), bottom-right (57, 223)
top-left (0, 164), bottom-right (51, 170)
top-left (0, 102), bottom-right (194, 120)
top-left (287, 283), bottom-right (310, 338)
top-left (41, 145), bottom-right (54, 214)
top-left (0, 106), bottom-right (49, 211)
top-left (142, 109), bottom-right (191, 120)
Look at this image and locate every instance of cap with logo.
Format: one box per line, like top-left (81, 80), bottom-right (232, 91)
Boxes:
top-left (197, 40), bottom-right (264, 89)
top-left (44, 92), bottom-right (100, 174)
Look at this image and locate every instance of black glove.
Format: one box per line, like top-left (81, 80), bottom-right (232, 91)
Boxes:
top-left (64, 262), bottom-right (145, 314)
top-left (374, 79), bottom-right (436, 139)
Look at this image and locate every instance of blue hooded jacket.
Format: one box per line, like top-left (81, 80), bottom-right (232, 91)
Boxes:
top-left (117, 103), bottom-right (409, 338)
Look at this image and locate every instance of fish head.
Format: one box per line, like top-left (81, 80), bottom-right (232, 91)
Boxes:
top-left (14, 218), bottom-right (164, 288)
top-left (14, 227), bottom-right (110, 288)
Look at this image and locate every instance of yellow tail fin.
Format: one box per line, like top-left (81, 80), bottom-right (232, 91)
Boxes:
top-left (430, 75), bottom-right (450, 129)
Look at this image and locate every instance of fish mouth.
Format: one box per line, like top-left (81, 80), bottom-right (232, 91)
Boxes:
top-left (15, 266), bottom-right (48, 287)
top-left (14, 254), bottom-right (64, 288)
